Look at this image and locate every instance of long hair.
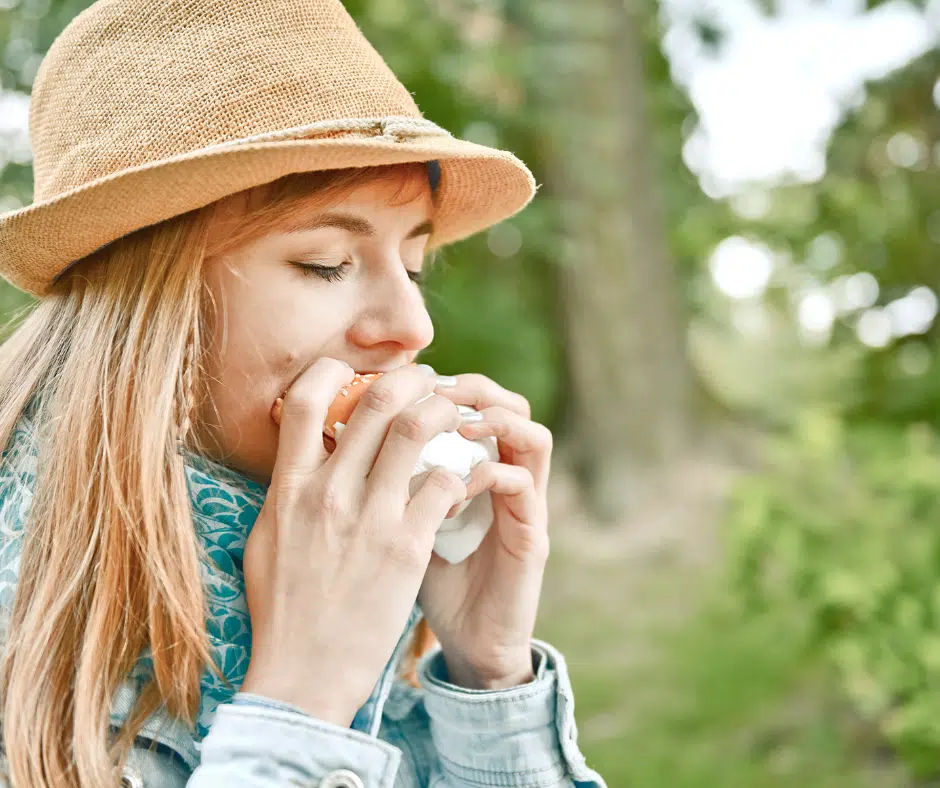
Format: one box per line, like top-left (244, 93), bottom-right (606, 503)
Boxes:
top-left (0, 162), bottom-right (438, 787)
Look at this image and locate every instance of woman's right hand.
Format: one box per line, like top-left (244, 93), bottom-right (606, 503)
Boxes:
top-left (239, 358), bottom-right (467, 727)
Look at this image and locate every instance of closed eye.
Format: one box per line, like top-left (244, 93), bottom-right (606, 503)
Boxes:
top-left (290, 260), bottom-right (424, 284)
top-left (291, 261), bottom-right (349, 282)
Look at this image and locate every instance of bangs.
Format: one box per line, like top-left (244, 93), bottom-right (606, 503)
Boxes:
top-left (204, 162), bottom-right (435, 260)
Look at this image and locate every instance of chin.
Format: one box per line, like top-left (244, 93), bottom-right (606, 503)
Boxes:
top-left (205, 429), bottom-right (277, 487)
top-left (244, 445), bottom-right (277, 486)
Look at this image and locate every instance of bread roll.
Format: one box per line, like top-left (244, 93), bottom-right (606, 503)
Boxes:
top-left (323, 372), bottom-right (383, 440)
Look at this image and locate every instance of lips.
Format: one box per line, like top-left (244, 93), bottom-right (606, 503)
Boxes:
top-left (353, 365), bottom-right (405, 374)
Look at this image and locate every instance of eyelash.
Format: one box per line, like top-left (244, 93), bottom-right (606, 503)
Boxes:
top-left (291, 261), bottom-right (424, 285)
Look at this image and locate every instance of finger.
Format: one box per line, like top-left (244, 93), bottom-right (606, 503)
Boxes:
top-left (464, 461), bottom-right (541, 527)
top-left (271, 357), bottom-right (356, 483)
top-left (457, 406), bottom-right (553, 491)
top-left (432, 373), bottom-right (531, 420)
top-left (404, 466), bottom-right (469, 538)
top-left (367, 393), bottom-right (463, 510)
top-left (327, 364), bottom-right (438, 479)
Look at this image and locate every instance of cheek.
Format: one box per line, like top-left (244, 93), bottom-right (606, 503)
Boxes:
top-left (205, 286), bottom-right (345, 447)
top-left (208, 269), bottom-right (321, 386)
top-left (198, 257), bottom-right (349, 478)
top-left (201, 332), bottom-right (304, 478)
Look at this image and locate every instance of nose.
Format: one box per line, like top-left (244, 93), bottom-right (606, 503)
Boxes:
top-left (348, 265), bottom-right (435, 352)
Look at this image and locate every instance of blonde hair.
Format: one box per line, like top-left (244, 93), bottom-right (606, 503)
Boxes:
top-left (0, 162), bottom-right (438, 787)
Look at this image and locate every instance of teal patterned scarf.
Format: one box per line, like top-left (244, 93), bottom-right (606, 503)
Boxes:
top-left (0, 399), bottom-right (420, 742)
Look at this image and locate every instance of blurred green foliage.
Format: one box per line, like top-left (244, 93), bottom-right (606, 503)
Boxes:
top-left (728, 413), bottom-right (940, 777)
top-left (715, 25), bottom-right (940, 778)
top-left (726, 47), bottom-right (940, 426)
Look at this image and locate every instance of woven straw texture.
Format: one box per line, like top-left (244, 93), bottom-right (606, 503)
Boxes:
top-left (0, 0), bottom-right (536, 296)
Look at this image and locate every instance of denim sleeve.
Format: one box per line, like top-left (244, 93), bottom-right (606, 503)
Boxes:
top-left (380, 637), bottom-right (607, 788)
top-left (184, 700), bottom-right (403, 787)
top-left (118, 640), bottom-right (606, 788)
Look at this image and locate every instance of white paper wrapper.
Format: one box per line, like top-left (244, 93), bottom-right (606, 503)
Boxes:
top-left (331, 401), bottom-right (499, 564)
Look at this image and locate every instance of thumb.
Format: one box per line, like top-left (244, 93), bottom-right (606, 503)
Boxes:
top-left (271, 357), bottom-right (355, 484)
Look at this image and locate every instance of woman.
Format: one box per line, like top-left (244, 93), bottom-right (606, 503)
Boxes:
top-left (0, 1), bottom-right (608, 787)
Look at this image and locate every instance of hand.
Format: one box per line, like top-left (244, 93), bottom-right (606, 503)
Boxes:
top-left (417, 373), bottom-right (552, 689)
top-left (241, 359), bottom-right (468, 724)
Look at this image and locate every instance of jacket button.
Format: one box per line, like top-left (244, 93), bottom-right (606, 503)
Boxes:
top-left (119, 765), bottom-right (143, 788)
top-left (319, 769), bottom-right (365, 788)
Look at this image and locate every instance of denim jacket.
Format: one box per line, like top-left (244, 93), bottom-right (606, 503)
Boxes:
top-left (108, 637), bottom-right (606, 788)
top-left (0, 401), bottom-right (607, 787)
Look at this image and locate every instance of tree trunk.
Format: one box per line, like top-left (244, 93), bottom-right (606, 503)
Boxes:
top-left (524, 0), bottom-right (697, 521)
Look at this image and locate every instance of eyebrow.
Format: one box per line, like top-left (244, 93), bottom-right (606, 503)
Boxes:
top-left (286, 212), bottom-right (434, 240)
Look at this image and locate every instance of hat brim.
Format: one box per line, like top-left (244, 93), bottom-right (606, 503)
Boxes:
top-left (0, 135), bottom-right (537, 296)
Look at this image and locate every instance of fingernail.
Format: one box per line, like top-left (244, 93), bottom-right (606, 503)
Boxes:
top-left (461, 472), bottom-right (475, 499)
top-left (271, 397), bottom-right (283, 425)
top-left (436, 375), bottom-right (458, 387)
top-left (460, 410), bottom-right (484, 423)
top-left (416, 363), bottom-right (437, 376)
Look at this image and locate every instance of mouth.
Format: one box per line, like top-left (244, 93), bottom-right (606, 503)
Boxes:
top-left (275, 368), bottom-right (390, 399)
top-left (352, 365), bottom-right (408, 375)
top-left (352, 371), bottom-right (386, 379)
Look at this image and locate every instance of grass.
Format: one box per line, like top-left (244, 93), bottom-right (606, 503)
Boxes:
top-left (535, 535), bottom-right (911, 788)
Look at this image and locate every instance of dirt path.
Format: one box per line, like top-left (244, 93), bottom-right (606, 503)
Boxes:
top-left (537, 450), bottom-right (740, 741)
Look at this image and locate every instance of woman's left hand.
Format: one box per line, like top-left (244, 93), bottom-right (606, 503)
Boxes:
top-left (416, 373), bottom-right (552, 690)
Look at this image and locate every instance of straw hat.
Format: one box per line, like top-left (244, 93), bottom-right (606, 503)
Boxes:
top-left (0, 0), bottom-right (537, 297)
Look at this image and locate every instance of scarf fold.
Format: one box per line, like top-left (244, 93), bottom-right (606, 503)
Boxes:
top-left (0, 401), bottom-right (421, 743)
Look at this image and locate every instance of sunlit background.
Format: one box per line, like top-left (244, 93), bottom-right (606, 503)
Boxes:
top-left (2, 0), bottom-right (940, 784)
